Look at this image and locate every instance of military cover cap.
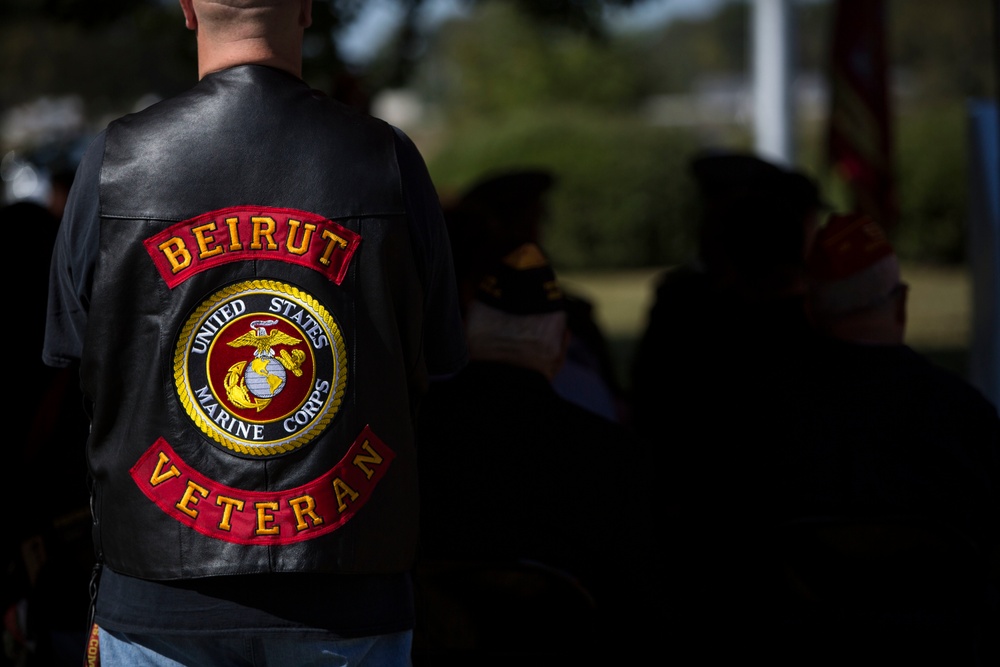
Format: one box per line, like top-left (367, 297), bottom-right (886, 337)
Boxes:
top-left (690, 150), bottom-right (827, 212)
top-left (459, 169), bottom-right (555, 218)
top-left (474, 242), bottom-right (565, 315)
top-left (806, 212), bottom-right (901, 315)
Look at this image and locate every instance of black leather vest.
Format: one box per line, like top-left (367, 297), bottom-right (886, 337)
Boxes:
top-left (84, 65), bottom-right (428, 578)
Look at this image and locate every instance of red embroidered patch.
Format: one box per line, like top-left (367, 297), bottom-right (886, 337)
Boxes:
top-left (144, 206), bottom-right (361, 288)
top-left (173, 279), bottom-right (346, 458)
top-left (130, 427), bottom-right (393, 545)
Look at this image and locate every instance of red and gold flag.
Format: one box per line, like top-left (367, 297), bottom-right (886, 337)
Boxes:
top-left (827, 0), bottom-right (898, 229)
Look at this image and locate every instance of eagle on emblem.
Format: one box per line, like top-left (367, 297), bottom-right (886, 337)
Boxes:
top-left (228, 319), bottom-right (306, 377)
top-left (223, 320), bottom-right (308, 411)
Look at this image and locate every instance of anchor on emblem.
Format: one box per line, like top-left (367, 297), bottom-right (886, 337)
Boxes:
top-left (223, 319), bottom-right (306, 412)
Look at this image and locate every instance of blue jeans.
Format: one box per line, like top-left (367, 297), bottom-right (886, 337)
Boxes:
top-left (97, 627), bottom-right (412, 666)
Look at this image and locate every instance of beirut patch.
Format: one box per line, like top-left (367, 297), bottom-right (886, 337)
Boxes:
top-left (144, 205), bottom-right (361, 288)
top-left (174, 279), bottom-right (346, 457)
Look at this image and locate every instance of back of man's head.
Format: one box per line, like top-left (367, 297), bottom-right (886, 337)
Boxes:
top-left (710, 190), bottom-right (812, 293)
top-left (805, 213), bottom-right (907, 344)
top-left (690, 151), bottom-right (826, 297)
top-left (455, 168), bottom-right (555, 258)
top-left (464, 243), bottom-right (568, 380)
top-left (190, 0), bottom-right (302, 27)
top-left (182, 0), bottom-right (311, 78)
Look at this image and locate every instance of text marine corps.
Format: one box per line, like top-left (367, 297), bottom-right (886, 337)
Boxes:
top-left (174, 280), bottom-right (347, 457)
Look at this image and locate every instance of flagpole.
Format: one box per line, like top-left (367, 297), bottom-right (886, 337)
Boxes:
top-left (752, 0), bottom-right (794, 167)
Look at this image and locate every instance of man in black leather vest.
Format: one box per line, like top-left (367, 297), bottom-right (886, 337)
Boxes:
top-left (42, 2), bottom-right (467, 664)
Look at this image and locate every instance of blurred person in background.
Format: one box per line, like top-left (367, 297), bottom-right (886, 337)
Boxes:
top-left (415, 241), bottom-right (659, 663)
top-left (1, 171), bottom-right (92, 667)
top-left (666, 213), bottom-right (1000, 665)
top-left (445, 168), bottom-right (625, 422)
top-left (629, 150), bottom-right (827, 487)
top-left (746, 213), bottom-right (1000, 665)
top-left (626, 152), bottom-right (831, 659)
top-left (41, 1), bottom-right (467, 665)
top-left (789, 213), bottom-right (1000, 545)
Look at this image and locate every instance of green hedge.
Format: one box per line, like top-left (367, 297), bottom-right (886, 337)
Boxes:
top-left (890, 103), bottom-right (970, 264)
top-left (426, 108), bottom-right (705, 271)
top-left (426, 102), bottom-right (976, 270)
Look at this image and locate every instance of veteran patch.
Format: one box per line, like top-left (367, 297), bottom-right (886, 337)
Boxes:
top-left (174, 279), bottom-right (346, 457)
top-left (131, 428), bottom-right (393, 544)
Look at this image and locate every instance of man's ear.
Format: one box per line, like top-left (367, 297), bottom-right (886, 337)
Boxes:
top-left (179, 0), bottom-right (197, 31)
top-left (301, 0), bottom-right (313, 28)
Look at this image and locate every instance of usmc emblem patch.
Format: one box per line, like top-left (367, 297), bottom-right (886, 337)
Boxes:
top-left (174, 279), bottom-right (346, 457)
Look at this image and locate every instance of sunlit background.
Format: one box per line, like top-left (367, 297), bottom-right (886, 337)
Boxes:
top-left (1, 0), bottom-right (997, 400)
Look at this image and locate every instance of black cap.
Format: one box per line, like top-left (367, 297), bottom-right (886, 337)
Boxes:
top-left (690, 150), bottom-right (828, 212)
top-left (459, 169), bottom-right (555, 219)
top-left (475, 243), bottom-right (566, 315)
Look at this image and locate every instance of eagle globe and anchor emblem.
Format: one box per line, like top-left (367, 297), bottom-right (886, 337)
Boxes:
top-left (224, 318), bottom-right (306, 411)
top-left (175, 279), bottom-right (347, 457)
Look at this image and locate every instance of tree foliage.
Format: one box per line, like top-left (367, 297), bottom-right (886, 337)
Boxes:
top-left (417, 1), bottom-right (642, 120)
top-left (0, 0), bottom-right (991, 266)
top-left (427, 108), bottom-right (703, 270)
top-left (416, 1), bottom-right (698, 270)
top-left (417, 0), bottom-right (993, 268)
top-left (0, 4), bottom-right (193, 116)
top-left (889, 0), bottom-right (995, 102)
top-left (0, 0), bottom-right (649, 109)
top-left (891, 103), bottom-right (970, 264)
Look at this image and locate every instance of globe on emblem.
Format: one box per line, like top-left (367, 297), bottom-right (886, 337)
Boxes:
top-left (245, 357), bottom-right (287, 398)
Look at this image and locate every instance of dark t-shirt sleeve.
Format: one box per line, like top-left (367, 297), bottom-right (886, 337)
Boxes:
top-left (393, 126), bottom-right (468, 378)
top-left (43, 130), bottom-right (104, 368)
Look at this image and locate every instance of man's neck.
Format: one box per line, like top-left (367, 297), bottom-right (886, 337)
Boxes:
top-left (197, 38), bottom-right (302, 79)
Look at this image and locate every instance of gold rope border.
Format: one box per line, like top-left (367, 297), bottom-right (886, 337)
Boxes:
top-left (173, 279), bottom-right (347, 457)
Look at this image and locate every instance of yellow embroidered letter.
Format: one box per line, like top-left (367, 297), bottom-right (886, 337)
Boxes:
top-left (319, 229), bottom-right (348, 266)
top-left (255, 501), bottom-right (280, 535)
top-left (216, 495), bottom-right (245, 531)
top-left (332, 478), bottom-right (359, 513)
top-left (285, 219), bottom-right (317, 256)
top-left (289, 495), bottom-right (324, 530)
top-left (150, 451), bottom-right (181, 486)
top-left (352, 439), bottom-right (384, 480)
top-left (176, 480), bottom-right (209, 518)
top-left (158, 238), bottom-right (192, 273)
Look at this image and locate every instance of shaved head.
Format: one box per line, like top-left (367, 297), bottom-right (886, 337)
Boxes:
top-left (180, 0), bottom-right (312, 78)
top-left (188, 0), bottom-right (307, 32)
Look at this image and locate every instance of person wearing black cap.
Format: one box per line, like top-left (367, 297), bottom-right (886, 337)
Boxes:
top-left (414, 242), bottom-right (660, 663)
top-left (625, 150), bottom-right (832, 662)
top-left (446, 168), bottom-right (625, 423)
top-left (629, 149), bottom-right (828, 454)
top-left (453, 169), bottom-right (555, 261)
